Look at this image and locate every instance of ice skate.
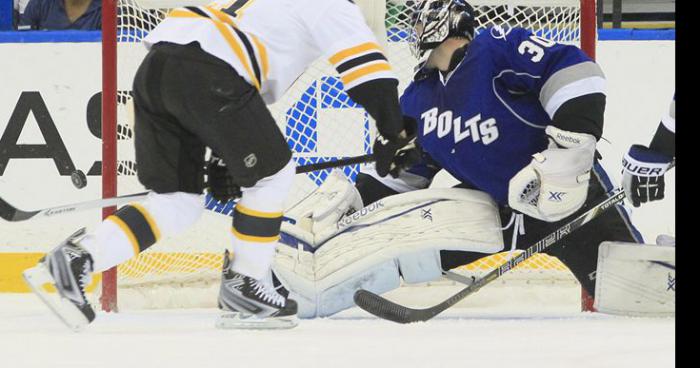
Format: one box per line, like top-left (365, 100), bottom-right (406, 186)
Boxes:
top-left (22, 228), bottom-right (96, 332)
top-left (216, 250), bottom-right (298, 330)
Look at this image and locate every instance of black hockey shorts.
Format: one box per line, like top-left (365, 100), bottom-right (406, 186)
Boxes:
top-left (131, 41), bottom-right (291, 193)
top-left (441, 162), bottom-right (643, 296)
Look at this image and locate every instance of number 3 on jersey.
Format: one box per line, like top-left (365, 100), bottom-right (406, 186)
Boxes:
top-left (518, 35), bottom-right (555, 63)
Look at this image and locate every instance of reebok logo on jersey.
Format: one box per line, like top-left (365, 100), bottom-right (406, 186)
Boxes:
top-left (420, 108), bottom-right (499, 145)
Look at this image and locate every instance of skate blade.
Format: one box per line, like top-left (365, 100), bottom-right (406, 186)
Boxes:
top-left (22, 264), bottom-right (91, 332)
top-left (215, 312), bottom-right (299, 330)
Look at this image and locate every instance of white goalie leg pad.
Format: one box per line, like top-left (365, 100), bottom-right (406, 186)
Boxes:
top-left (274, 187), bottom-right (504, 318)
top-left (594, 241), bottom-right (675, 317)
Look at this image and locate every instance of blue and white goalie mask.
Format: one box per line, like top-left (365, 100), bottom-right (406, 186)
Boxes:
top-left (410, 0), bottom-right (476, 59)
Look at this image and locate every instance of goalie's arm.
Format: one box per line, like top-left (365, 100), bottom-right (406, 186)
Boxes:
top-left (304, 0), bottom-right (419, 177)
top-left (505, 33), bottom-right (607, 221)
top-left (356, 154), bottom-right (442, 205)
top-left (550, 93), bottom-right (606, 141)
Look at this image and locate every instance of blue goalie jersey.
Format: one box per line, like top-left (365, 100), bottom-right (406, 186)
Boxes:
top-left (398, 27), bottom-right (606, 205)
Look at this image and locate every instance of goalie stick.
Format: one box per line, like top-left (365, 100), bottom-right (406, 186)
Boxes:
top-left (353, 188), bottom-right (628, 324)
top-left (0, 154), bottom-right (374, 222)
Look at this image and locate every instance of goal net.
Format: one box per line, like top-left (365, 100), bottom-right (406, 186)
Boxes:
top-left (100, 0), bottom-right (597, 311)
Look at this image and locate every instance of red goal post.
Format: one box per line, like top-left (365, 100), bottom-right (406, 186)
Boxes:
top-left (100, 0), bottom-right (599, 312)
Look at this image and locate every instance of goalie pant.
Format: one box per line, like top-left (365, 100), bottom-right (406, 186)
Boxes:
top-left (437, 161), bottom-right (643, 296)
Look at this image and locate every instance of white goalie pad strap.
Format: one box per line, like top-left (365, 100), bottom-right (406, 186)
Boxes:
top-left (274, 187), bottom-right (504, 317)
top-left (594, 241), bottom-right (675, 317)
top-left (508, 126), bottom-right (596, 222)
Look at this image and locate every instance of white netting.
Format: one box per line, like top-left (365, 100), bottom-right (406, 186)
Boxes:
top-left (110, 0), bottom-right (586, 307)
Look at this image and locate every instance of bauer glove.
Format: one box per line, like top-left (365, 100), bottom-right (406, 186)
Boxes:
top-left (622, 144), bottom-right (674, 207)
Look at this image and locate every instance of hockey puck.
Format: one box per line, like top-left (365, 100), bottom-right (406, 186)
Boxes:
top-left (71, 170), bottom-right (87, 189)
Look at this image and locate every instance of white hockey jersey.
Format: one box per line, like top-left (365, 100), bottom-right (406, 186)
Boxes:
top-left (143, 0), bottom-right (397, 104)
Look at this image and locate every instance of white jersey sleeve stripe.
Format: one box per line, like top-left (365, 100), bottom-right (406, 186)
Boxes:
top-left (539, 61), bottom-right (606, 117)
top-left (328, 42), bottom-right (396, 90)
top-left (329, 42), bottom-right (383, 65)
top-left (341, 62), bottom-right (393, 90)
top-left (543, 76), bottom-right (607, 119)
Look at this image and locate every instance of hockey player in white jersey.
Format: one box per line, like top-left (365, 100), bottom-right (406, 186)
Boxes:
top-left (22, 0), bottom-right (414, 330)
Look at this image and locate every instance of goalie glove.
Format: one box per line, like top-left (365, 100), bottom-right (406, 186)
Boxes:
top-left (373, 117), bottom-right (420, 178)
top-left (622, 145), bottom-right (673, 207)
top-left (508, 126), bottom-right (597, 222)
top-left (206, 153), bottom-right (242, 202)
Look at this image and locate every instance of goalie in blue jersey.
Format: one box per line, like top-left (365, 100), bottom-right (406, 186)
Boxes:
top-left (272, 0), bottom-right (648, 317)
top-left (353, 0), bottom-right (645, 301)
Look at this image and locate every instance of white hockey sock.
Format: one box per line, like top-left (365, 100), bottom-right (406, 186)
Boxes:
top-left (230, 159), bottom-right (294, 280)
top-left (80, 192), bottom-right (204, 272)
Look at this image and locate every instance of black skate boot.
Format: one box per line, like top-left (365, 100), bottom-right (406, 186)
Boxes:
top-left (23, 228), bottom-right (96, 331)
top-left (216, 250), bottom-right (298, 329)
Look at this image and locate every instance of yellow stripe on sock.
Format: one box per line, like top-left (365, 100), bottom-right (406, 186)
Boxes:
top-left (235, 204), bottom-right (283, 219)
top-left (231, 228), bottom-right (279, 243)
top-left (107, 215), bottom-right (141, 257)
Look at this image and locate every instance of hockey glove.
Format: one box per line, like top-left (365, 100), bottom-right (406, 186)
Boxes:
top-left (622, 144), bottom-right (673, 207)
top-left (508, 126), bottom-right (597, 222)
top-left (206, 153), bottom-right (242, 202)
top-left (373, 117), bottom-right (420, 178)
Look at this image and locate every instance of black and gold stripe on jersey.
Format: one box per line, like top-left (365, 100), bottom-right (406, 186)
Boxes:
top-left (107, 204), bottom-right (161, 256)
top-left (167, 6), bottom-right (269, 90)
top-left (329, 42), bottom-right (393, 89)
top-left (231, 204), bottom-right (283, 243)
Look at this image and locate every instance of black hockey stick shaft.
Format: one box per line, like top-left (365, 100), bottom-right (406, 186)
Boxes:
top-left (353, 189), bottom-right (627, 324)
top-left (0, 154), bottom-right (375, 222)
top-left (295, 154), bottom-right (374, 174)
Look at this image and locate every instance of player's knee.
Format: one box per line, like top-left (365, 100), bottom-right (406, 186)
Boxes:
top-left (138, 192), bottom-right (204, 240)
top-left (239, 158), bottom-right (295, 212)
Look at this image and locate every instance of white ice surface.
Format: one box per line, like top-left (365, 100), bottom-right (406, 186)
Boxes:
top-left (0, 290), bottom-right (674, 368)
